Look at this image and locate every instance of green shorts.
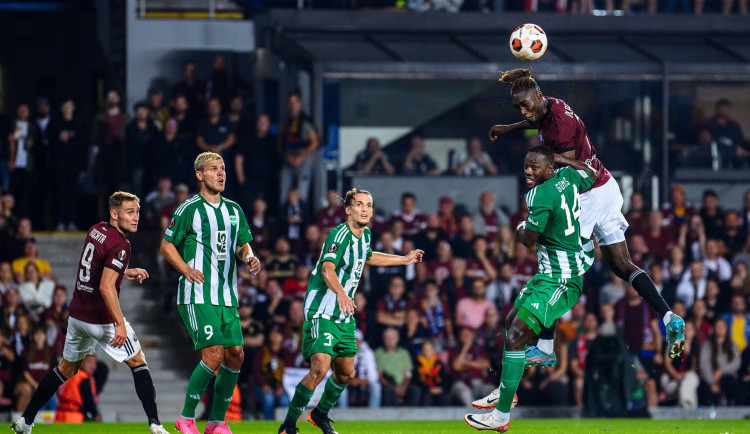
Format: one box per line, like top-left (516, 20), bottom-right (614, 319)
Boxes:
top-left (514, 274), bottom-right (583, 334)
top-left (301, 318), bottom-right (358, 362)
top-left (178, 304), bottom-right (243, 350)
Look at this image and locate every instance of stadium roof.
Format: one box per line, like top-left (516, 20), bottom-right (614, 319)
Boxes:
top-left (256, 10), bottom-right (750, 81)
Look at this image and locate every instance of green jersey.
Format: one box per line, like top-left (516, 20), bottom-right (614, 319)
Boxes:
top-left (164, 194), bottom-right (253, 307)
top-left (304, 222), bottom-right (372, 323)
top-left (524, 167), bottom-right (595, 278)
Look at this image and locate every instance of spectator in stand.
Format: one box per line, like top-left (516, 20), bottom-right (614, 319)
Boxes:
top-left (702, 99), bottom-right (746, 169)
top-left (476, 306), bottom-right (504, 383)
top-left (427, 240), bottom-right (453, 286)
top-left (196, 97), bottom-right (236, 161)
top-left (376, 276), bottom-right (410, 333)
top-left (14, 326), bottom-right (56, 413)
top-left (238, 297), bottom-right (264, 394)
top-left (729, 261), bottom-right (750, 298)
top-left (316, 190), bottom-right (346, 233)
top-left (278, 91), bottom-right (319, 205)
top-left (493, 226), bottom-right (516, 264)
top-left (664, 244), bottom-right (688, 287)
top-left (390, 192), bottom-right (427, 237)
top-left (339, 329), bottom-right (380, 408)
top-left (42, 285), bottom-right (68, 355)
top-left (352, 137), bottom-right (395, 175)
top-left (473, 191), bottom-right (509, 249)
top-left (412, 213), bottom-right (450, 263)
top-left (248, 197), bottom-right (273, 258)
top-left (154, 118), bottom-right (193, 187)
top-left (32, 97), bottom-right (54, 229)
top-left (402, 308), bottom-right (431, 356)
top-left (643, 210), bottom-right (676, 263)
top-left (12, 239), bottom-right (52, 283)
top-left (124, 101), bottom-right (158, 196)
top-left (420, 279), bottom-right (454, 348)
top-left (0, 329), bottom-right (13, 405)
top-left (282, 264), bottom-right (309, 301)
top-left (496, 262), bottom-right (520, 315)
top-left (466, 236), bottom-right (499, 286)
top-left (375, 327), bottom-right (421, 406)
top-left (17, 263), bottom-right (54, 321)
top-left (742, 191), bottom-right (750, 235)
top-left (437, 196), bottom-right (457, 238)
top-left (569, 312), bottom-right (598, 408)
top-left (0, 96), bottom-right (12, 191)
top-left (279, 187), bottom-right (309, 245)
top-left (402, 136), bottom-right (440, 176)
top-left (0, 261), bottom-right (17, 296)
top-left (615, 285), bottom-right (663, 409)
top-left (413, 339), bottom-right (451, 406)
top-left (265, 237), bottom-right (298, 284)
top-left (370, 231), bottom-right (406, 300)
top-left (699, 190), bottom-right (725, 239)
top-left (455, 279), bottom-right (492, 330)
top-left (660, 320), bottom-right (699, 408)
top-left (599, 271), bottom-right (626, 308)
top-left (723, 210), bottom-right (746, 256)
top-left (147, 88), bottom-right (169, 132)
top-left (235, 113), bottom-right (278, 211)
top-left (722, 295), bottom-right (750, 355)
top-left (689, 299), bottom-right (712, 348)
top-left (703, 238), bottom-right (732, 282)
top-left (625, 192), bottom-right (648, 236)
top-left (454, 137), bottom-right (498, 176)
top-left (676, 260), bottom-right (707, 310)
top-left (143, 176), bottom-right (174, 231)
top-left (627, 233), bottom-right (652, 269)
top-left (227, 95), bottom-right (251, 143)
top-left (699, 318), bottom-right (741, 406)
top-left (171, 60), bottom-right (202, 114)
top-left (353, 292), bottom-right (377, 347)
top-left (252, 326), bottom-right (289, 420)
top-left (201, 54), bottom-right (251, 109)
top-left (452, 214), bottom-right (477, 259)
top-left (449, 326), bottom-right (494, 407)
top-left (662, 185), bottom-right (696, 235)
top-left (1, 287), bottom-right (28, 334)
top-left (8, 103), bottom-right (38, 218)
top-left (4, 217), bottom-right (30, 264)
top-left (170, 94), bottom-right (197, 143)
top-left (10, 314), bottom-right (32, 358)
top-left (293, 224), bottom-right (321, 269)
top-left (649, 262), bottom-right (676, 309)
top-left (510, 241), bottom-right (537, 287)
top-left (704, 279), bottom-right (725, 324)
top-left (509, 197), bottom-right (529, 231)
top-left (679, 214), bottom-right (707, 262)
top-left (90, 92), bottom-right (128, 219)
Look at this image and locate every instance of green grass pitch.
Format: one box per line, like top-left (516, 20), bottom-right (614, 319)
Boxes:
top-left (18, 419), bottom-right (748, 433)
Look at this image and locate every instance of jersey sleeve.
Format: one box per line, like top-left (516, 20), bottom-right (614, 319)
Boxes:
top-left (524, 187), bottom-right (552, 234)
top-left (236, 206), bottom-right (254, 246)
top-left (164, 205), bottom-right (190, 246)
top-left (567, 167), bottom-right (595, 192)
top-left (103, 242), bottom-right (129, 274)
top-left (320, 230), bottom-right (349, 266)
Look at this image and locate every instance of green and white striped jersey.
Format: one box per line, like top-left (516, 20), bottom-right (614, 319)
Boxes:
top-left (524, 167), bottom-right (595, 278)
top-left (164, 194), bottom-right (253, 307)
top-left (304, 222), bottom-right (372, 323)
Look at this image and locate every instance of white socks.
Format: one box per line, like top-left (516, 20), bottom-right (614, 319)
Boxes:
top-left (536, 338), bottom-right (554, 354)
top-left (492, 409), bottom-right (510, 423)
top-left (663, 311), bottom-right (674, 327)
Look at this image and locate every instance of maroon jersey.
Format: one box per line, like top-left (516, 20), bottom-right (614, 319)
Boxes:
top-left (69, 222), bottom-right (131, 324)
top-left (538, 97), bottom-right (611, 191)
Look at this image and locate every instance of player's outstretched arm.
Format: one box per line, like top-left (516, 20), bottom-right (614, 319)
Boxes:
top-left (553, 153), bottom-right (599, 183)
top-left (159, 238), bottom-right (204, 283)
top-left (489, 120), bottom-right (533, 141)
top-left (100, 267), bottom-right (127, 348)
top-left (367, 250), bottom-right (424, 267)
top-left (236, 243), bottom-right (261, 274)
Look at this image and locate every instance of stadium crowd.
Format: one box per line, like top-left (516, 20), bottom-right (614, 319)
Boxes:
top-left (0, 53), bottom-right (748, 421)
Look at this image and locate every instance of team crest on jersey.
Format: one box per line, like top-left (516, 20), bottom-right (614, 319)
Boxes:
top-left (169, 218), bottom-right (175, 229)
top-left (118, 250), bottom-right (127, 261)
top-left (328, 244), bottom-right (338, 253)
top-left (230, 215), bottom-right (238, 226)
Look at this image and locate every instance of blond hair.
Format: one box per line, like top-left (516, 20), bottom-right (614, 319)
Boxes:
top-left (194, 152), bottom-right (223, 171)
top-left (109, 191), bottom-right (140, 210)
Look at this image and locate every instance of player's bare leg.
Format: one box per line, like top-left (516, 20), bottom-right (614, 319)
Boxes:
top-left (280, 353), bottom-right (332, 434)
top-left (203, 346), bottom-right (243, 434)
top-left (600, 241), bottom-right (685, 358)
top-left (12, 358), bottom-right (83, 433)
top-left (177, 344), bottom-right (225, 434)
top-left (308, 356), bottom-right (354, 434)
top-left (124, 350), bottom-right (168, 433)
top-left (465, 313), bottom-right (536, 431)
top-left (472, 307), bottom-right (519, 410)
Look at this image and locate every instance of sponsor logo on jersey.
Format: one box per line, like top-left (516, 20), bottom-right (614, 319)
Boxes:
top-left (216, 230), bottom-right (227, 260)
top-left (76, 281), bottom-right (94, 293)
top-left (118, 250), bottom-right (127, 261)
top-left (112, 259), bottom-right (124, 269)
top-left (528, 217), bottom-right (539, 226)
top-left (328, 244), bottom-right (338, 253)
top-left (230, 215), bottom-right (238, 226)
top-left (169, 218), bottom-right (175, 229)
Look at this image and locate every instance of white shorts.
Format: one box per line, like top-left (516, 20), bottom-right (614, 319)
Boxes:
top-left (579, 177), bottom-right (629, 246)
top-left (63, 316), bottom-right (142, 363)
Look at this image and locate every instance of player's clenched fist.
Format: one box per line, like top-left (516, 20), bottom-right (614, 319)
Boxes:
top-left (111, 323), bottom-right (127, 348)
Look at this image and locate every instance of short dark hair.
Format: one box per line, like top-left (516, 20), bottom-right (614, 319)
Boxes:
top-left (703, 189), bottom-right (718, 199)
top-left (716, 98), bottom-right (731, 109)
top-left (401, 192), bottom-right (416, 202)
top-left (527, 145), bottom-right (555, 167)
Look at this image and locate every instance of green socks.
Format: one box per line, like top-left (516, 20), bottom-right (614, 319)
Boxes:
top-left (285, 382), bottom-right (315, 423)
top-left (496, 348), bottom-right (526, 413)
top-left (316, 376), bottom-right (347, 413)
top-left (182, 361), bottom-right (215, 418)
top-left (209, 364), bottom-right (240, 421)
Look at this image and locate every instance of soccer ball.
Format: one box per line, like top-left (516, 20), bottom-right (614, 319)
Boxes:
top-left (509, 24), bottom-right (548, 61)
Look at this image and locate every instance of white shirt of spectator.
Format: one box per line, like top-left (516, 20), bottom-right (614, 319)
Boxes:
top-left (675, 273), bottom-right (706, 310)
top-left (455, 151), bottom-right (493, 176)
top-left (13, 120), bottom-right (30, 168)
top-left (702, 256), bottom-right (732, 282)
